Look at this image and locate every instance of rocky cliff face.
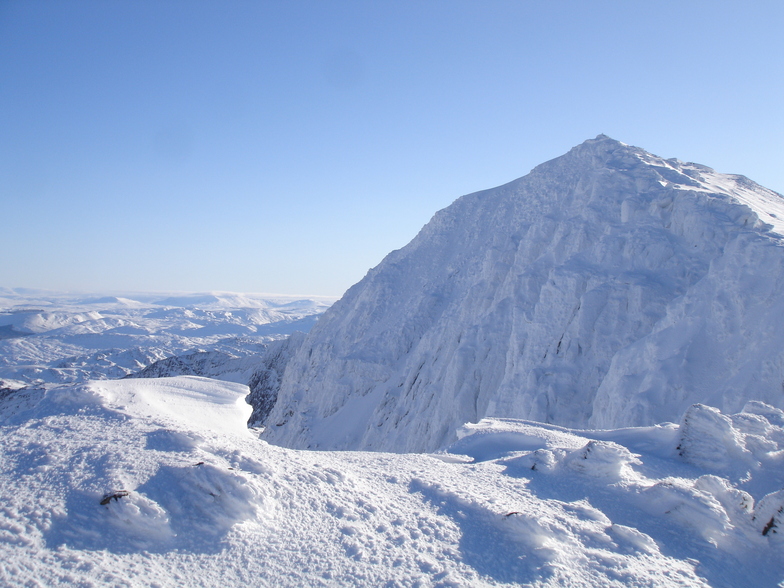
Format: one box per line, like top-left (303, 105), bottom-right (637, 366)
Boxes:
top-left (246, 332), bottom-right (305, 427)
top-left (124, 349), bottom-right (266, 382)
top-left (256, 135), bottom-right (784, 452)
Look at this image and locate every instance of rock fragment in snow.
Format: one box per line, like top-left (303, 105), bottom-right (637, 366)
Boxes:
top-left (100, 490), bottom-right (130, 505)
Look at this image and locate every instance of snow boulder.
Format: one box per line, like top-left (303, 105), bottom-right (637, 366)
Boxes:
top-left (675, 404), bottom-right (754, 471)
top-left (563, 440), bottom-right (641, 481)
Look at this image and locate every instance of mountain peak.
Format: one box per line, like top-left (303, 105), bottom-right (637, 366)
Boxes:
top-left (576, 133), bottom-right (628, 151)
top-left (589, 133), bottom-right (622, 144)
top-left (254, 139), bottom-right (784, 452)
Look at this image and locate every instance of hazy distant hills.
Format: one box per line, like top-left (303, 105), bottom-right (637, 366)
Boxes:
top-left (0, 290), bottom-right (335, 390)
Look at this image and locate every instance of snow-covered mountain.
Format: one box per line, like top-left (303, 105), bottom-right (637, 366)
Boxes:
top-left (257, 135), bottom-right (784, 452)
top-left (0, 290), bottom-right (335, 390)
top-left (3, 137), bottom-right (784, 585)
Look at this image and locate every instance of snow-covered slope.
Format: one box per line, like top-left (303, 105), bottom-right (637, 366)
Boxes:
top-left (0, 290), bottom-right (335, 389)
top-left (259, 135), bottom-right (784, 452)
top-left (1, 377), bottom-right (782, 586)
top-left (124, 350), bottom-right (263, 384)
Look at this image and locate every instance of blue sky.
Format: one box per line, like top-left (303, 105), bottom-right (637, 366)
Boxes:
top-left (2, 1), bottom-right (782, 296)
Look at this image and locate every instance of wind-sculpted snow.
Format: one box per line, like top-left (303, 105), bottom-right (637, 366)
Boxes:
top-left (0, 289), bottom-right (335, 390)
top-left (0, 377), bottom-right (782, 586)
top-left (258, 135), bottom-right (784, 452)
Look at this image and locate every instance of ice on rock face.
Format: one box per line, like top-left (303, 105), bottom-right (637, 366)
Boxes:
top-left (256, 135), bottom-right (784, 452)
top-left (245, 331), bottom-right (306, 427)
top-left (563, 440), bottom-right (641, 481)
top-left (754, 489), bottom-right (784, 542)
top-left (675, 404), bottom-right (753, 471)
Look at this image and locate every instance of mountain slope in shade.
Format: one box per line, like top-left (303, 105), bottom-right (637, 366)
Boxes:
top-left (258, 135), bottom-right (784, 452)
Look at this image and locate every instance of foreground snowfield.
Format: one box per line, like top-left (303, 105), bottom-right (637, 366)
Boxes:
top-left (1, 377), bottom-right (782, 587)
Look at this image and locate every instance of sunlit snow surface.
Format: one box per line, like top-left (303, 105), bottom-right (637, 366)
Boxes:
top-left (260, 136), bottom-right (784, 453)
top-left (1, 377), bottom-right (782, 587)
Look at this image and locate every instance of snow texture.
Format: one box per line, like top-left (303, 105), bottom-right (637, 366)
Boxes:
top-left (258, 135), bottom-right (784, 452)
top-left (1, 374), bottom-right (783, 586)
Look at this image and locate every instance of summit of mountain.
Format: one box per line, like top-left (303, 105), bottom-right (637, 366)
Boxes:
top-left (253, 135), bottom-right (784, 452)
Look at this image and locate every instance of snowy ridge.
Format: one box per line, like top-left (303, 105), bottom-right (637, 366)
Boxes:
top-left (1, 377), bottom-right (782, 586)
top-left (629, 149), bottom-right (784, 235)
top-left (124, 350), bottom-right (263, 384)
top-left (258, 135), bottom-right (784, 452)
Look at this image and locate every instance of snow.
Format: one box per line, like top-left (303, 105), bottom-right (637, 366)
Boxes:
top-left (87, 377), bottom-right (254, 437)
top-left (257, 135), bottom-right (784, 453)
top-left (1, 376), bottom-right (782, 586)
top-left (4, 135), bottom-right (784, 585)
top-left (0, 289), bottom-right (335, 389)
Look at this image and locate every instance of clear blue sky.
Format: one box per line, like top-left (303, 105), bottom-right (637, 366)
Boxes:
top-left (2, 1), bottom-right (782, 296)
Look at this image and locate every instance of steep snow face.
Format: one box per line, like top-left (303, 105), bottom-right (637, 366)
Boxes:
top-left (260, 135), bottom-right (784, 452)
top-left (245, 332), bottom-right (306, 427)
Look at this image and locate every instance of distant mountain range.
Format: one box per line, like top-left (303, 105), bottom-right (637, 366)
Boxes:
top-left (0, 290), bottom-right (335, 390)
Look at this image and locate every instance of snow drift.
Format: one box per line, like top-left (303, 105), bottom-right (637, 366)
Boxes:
top-left (256, 135), bottom-right (784, 452)
top-left (1, 376), bottom-right (782, 586)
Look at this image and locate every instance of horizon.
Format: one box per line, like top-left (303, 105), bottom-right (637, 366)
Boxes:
top-left (0, 285), bottom-right (340, 303)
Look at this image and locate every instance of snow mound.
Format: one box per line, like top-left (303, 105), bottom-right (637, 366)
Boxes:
top-left (1, 380), bottom-right (782, 586)
top-left (675, 402), bottom-right (784, 485)
top-left (85, 376), bottom-right (254, 437)
top-left (754, 490), bottom-right (784, 543)
top-left (675, 404), bottom-right (754, 471)
top-left (443, 404), bottom-right (784, 584)
top-left (563, 440), bottom-right (641, 481)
